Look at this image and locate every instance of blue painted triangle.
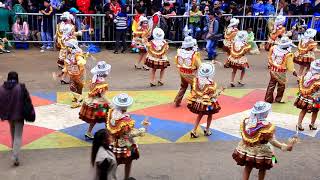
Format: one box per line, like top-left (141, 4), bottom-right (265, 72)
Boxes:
top-left (59, 123), bottom-right (106, 143)
top-left (275, 126), bottom-right (310, 139)
top-left (206, 129), bottom-right (240, 142)
top-left (32, 92), bottom-right (57, 102)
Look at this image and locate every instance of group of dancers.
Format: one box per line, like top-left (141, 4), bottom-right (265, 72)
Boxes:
top-left (52, 11), bottom-right (320, 179)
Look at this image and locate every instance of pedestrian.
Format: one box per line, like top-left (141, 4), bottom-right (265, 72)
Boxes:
top-left (204, 11), bottom-right (219, 60)
top-left (145, 28), bottom-right (169, 87)
top-left (91, 129), bottom-right (117, 180)
top-left (295, 59), bottom-right (320, 131)
top-left (174, 36), bottom-right (201, 107)
top-left (232, 101), bottom-right (297, 180)
top-left (106, 93), bottom-right (150, 180)
top-left (224, 31), bottom-right (251, 87)
top-left (223, 18), bottom-right (239, 55)
top-left (0, 71), bottom-right (35, 166)
top-left (187, 62), bottom-right (225, 138)
top-left (40, 0), bottom-right (54, 51)
top-left (113, 5), bottom-right (128, 54)
top-left (265, 36), bottom-right (298, 103)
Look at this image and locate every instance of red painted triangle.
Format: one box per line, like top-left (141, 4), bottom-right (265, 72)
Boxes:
top-left (31, 95), bottom-right (54, 107)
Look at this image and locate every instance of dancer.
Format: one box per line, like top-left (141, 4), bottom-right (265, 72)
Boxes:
top-left (145, 27), bottom-right (169, 87)
top-left (223, 18), bottom-right (239, 55)
top-left (64, 39), bottom-right (87, 108)
top-left (187, 62), bottom-right (224, 138)
top-left (106, 93), bottom-right (150, 180)
top-left (174, 36), bottom-right (201, 107)
top-left (79, 61), bottom-right (111, 139)
top-left (232, 101), bottom-right (297, 180)
top-left (294, 28), bottom-right (320, 76)
top-left (264, 15), bottom-right (286, 51)
top-left (265, 36), bottom-right (297, 103)
top-left (56, 12), bottom-right (70, 69)
top-left (132, 16), bottom-right (151, 70)
top-left (294, 59), bottom-right (320, 131)
top-left (224, 31), bottom-right (251, 87)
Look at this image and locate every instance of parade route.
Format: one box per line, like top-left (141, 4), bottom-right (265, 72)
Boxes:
top-left (0, 49), bottom-right (320, 180)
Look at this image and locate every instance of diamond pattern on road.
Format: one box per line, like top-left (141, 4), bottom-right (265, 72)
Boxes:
top-left (28, 103), bottom-right (84, 130)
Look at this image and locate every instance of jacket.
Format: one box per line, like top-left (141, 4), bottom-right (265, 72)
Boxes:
top-left (0, 7), bottom-right (14, 31)
top-left (0, 82), bottom-right (26, 122)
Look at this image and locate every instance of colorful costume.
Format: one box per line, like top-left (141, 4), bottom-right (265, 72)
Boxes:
top-left (223, 18), bottom-right (239, 54)
top-left (224, 31), bottom-right (251, 70)
top-left (174, 36), bottom-right (201, 106)
top-left (106, 93), bottom-right (146, 164)
top-left (233, 101), bottom-right (293, 170)
top-left (265, 36), bottom-right (296, 103)
top-left (145, 28), bottom-right (169, 69)
top-left (294, 28), bottom-right (318, 66)
top-left (294, 60), bottom-right (320, 113)
top-left (64, 39), bottom-right (87, 108)
top-left (187, 63), bottom-right (221, 115)
top-left (131, 16), bottom-right (151, 53)
top-left (265, 15), bottom-right (286, 51)
top-left (79, 61), bottom-right (111, 123)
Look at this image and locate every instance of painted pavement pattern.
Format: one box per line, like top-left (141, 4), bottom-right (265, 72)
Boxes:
top-left (0, 89), bottom-right (319, 151)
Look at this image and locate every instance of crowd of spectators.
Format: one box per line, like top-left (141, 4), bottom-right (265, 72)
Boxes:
top-left (0, 0), bottom-right (319, 49)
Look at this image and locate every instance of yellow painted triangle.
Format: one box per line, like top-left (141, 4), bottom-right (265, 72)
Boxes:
top-left (135, 133), bottom-right (171, 144)
top-left (176, 127), bottom-right (209, 143)
top-left (0, 144), bottom-right (10, 151)
top-left (23, 131), bottom-right (90, 150)
top-left (222, 89), bottom-right (252, 98)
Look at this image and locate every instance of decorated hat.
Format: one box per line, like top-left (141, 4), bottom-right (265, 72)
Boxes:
top-left (112, 93), bottom-right (133, 109)
top-left (275, 15), bottom-right (286, 25)
top-left (228, 18), bottom-right (239, 28)
top-left (198, 62), bottom-right (215, 78)
top-left (251, 101), bottom-right (272, 115)
top-left (277, 36), bottom-right (296, 49)
top-left (304, 28), bottom-right (317, 39)
top-left (310, 59), bottom-right (320, 73)
top-left (182, 36), bottom-right (194, 49)
top-left (138, 16), bottom-right (148, 26)
top-left (235, 31), bottom-right (248, 42)
top-left (91, 61), bottom-right (111, 75)
top-left (65, 39), bottom-right (78, 48)
top-left (152, 27), bottom-right (165, 40)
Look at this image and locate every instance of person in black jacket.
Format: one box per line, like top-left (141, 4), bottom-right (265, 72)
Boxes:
top-left (0, 71), bottom-right (33, 166)
top-left (39, 0), bottom-right (54, 50)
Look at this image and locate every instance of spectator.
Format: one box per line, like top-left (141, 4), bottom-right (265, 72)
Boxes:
top-left (26, 0), bottom-right (41, 44)
top-left (40, 0), bottom-right (54, 50)
top-left (264, 0), bottom-right (275, 16)
top-left (12, 17), bottom-right (29, 40)
top-left (212, 0), bottom-right (223, 13)
top-left (69, 7), bottom-right (81, 31)
top-left (0, 1), bottom-right (14, 38)
top-left (288, 0), bottom-right (300, 15)
top-left (0, 72), bottom-right (35, 166)
top-left (12, 0), bottom-right (27, 23)
top-left (113, 5), bottom-right (128, 54)
top-left (189, 4), bottom-right (202, 39)
top-left (314, 0), bottom-right (320, 13)
top-left (109, 0), bottom-right (121, 15)
top-left (51, 0), bottom-right (64, 12)
top-left (161, 2), bottom-right (176, 39)
top-left (252, 0), bottom-right (264, 16)
top-left (91, 129), bottom-right (117, 180)
top-left (300, 0), bottom-right (313, 15)
top-left (4, 0), bottom-right (13, 10)
top-left (204, 11), bottom-right (219, 60)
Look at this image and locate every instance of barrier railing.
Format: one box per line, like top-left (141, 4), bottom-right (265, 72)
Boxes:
top-left (6, 13), bottom-right (320, 46)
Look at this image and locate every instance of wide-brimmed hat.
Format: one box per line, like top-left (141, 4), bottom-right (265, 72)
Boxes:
top-left (251, 101), bottom-right (271, 115)
top-left (182, 36), bottom-right (194, 49)
top-left (304, 28), bottom-right (317, 38)
top-left (235, 31), bottom-right (248, 42)
top-left (112, 93), bottom-right (133, 109)
top-left (310, 59), bottom-right (320, 73)
top-left (277, 36), bottom-right (296, 49)
top-left (65, 39), bottom-right (82, 52)
top-left (91, 61), bottom-right (111, 75)
top-left (152, 28), bottom-right (164, 40)
top-left (228, 18), bottom-right (239, 28)
top-left (138, 16), bottom-right (148, 26)
top-left (275, 15), bottom-right (286, 25)
top-left (198, 62), bottom-right (215, 78)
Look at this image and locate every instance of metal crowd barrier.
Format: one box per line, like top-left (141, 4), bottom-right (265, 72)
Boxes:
top-left (6, 13), bottom-right (320, 46)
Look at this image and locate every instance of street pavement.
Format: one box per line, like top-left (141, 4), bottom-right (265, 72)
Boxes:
top-left (0, 48), bottom-right (319, 180)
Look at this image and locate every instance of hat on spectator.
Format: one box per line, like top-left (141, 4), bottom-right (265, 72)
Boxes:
top-left (69, 7), bottom-right (80, 14)
top-left (182, 36), bottom-right (195, 49)
top-left (152, 28), bottom-right (165, 40)
top-left (228, 18), bottom-right (240, 28)
top-left (275, 15), bottom-right (286, 25)
top-left (0, 2), bottom-right (5, 8)
top-left (304, 28), bottom-right (317, 39)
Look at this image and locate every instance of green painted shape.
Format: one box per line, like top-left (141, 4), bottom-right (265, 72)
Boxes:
top-left (222, 89), bottom-right (253, 98)
top-left (0, 144), bottom-right (10, 151)
top-left (23, 131), bottom-right (90, 150)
